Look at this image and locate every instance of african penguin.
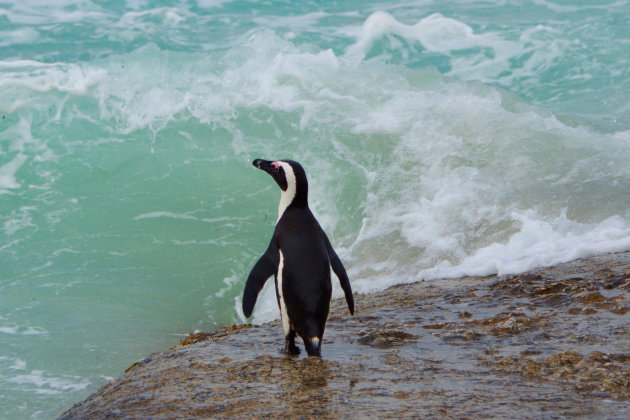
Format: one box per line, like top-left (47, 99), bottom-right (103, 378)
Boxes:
top-left (242, 159), bottom-right (354, 356)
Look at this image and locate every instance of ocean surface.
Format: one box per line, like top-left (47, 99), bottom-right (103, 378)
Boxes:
top-left (1, 0), bottom-right (630, 417)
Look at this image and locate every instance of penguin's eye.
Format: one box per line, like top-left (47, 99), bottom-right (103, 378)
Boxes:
top-left (274, 166), bottom-right (280, 173)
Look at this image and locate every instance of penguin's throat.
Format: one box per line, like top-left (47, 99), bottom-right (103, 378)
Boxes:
top-left (276, 161), bottom-right (298, 221)
top-left (277, 184), bottom-right (296, 221)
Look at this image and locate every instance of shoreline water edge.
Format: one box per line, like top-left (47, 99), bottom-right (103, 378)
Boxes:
top-left (59, 251), bottom-right (630, 418)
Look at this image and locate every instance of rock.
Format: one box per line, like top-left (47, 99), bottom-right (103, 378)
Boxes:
top-left (357, 330), bottom-right (417, 348)
top-left (59, 251), bottom-right (630, 419)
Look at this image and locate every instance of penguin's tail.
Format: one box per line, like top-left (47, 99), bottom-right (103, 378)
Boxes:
top-left (304, 336), bottom-right (321, 357)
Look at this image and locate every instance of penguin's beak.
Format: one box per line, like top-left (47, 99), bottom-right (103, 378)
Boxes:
top-left (252, 159), bottom-right (275, 175)
top-left (252, 158), bottom-right (289, 191)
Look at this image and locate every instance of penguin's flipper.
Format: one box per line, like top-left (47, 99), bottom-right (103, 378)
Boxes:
top-left (243, 241), bottom-right (279, 318)
top-left (325, 236), bottom-right (354, 315)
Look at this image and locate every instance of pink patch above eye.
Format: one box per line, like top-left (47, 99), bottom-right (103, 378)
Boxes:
top-left (271, 161), bottom-right (281, 170)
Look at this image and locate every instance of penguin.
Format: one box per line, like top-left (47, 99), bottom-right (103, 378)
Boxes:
top-left (242, 159), bottom-right (354, 356)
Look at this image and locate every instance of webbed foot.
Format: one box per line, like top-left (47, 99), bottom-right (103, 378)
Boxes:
top-left (285, 341), bottom-right (301, 355)
top-left (284, 331), bottom-right (301, 355)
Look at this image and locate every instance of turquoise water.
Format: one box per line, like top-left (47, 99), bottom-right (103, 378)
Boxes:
top-left (2, 0), bottom-right (630, 417)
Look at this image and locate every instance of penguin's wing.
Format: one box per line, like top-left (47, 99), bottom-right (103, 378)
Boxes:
top-left (325, 236), bottom-right (355, 315)
top-left (242, 241), bottom-right (279, 318)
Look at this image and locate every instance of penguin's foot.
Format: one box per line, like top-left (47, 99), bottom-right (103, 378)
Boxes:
top-left (303, 336), bottom-right (322, 357)
top-left (284, 341), bottom-right (301, 355)
top-left (284, 331), bottom-right (300, 355)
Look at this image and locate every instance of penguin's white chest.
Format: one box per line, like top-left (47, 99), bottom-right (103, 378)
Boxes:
top-left (277, 250), bottom-right (290, 336)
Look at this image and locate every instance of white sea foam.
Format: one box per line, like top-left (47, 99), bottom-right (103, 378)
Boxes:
top-left (0, 325), bottom-right (48, 336)
top-left (349, 11), bottom-right (497, 56)
top-left (0, 154), bottom-right (27, 192)
top-left (252, 12), bottom-right (329, 30)
top-left (118, 7), bottom-right (192, 28)
top-left (343, 77), bottom-right (629, 293)
top-left (134, 211), bottom-right (199, 221)
top-left (196, 0), bottom-right (233, 8)
top-left (421, 213), bottom-right (630, 280)
top-left (8, 370), bottom-right (90, 394)
top-left (134, 211), bottom-right (242, 225)
top-left (532, 0), bottom-right (630, 13)
top-left (0, 356), bottom-right (27, 371)
top-left (251, 280), bottom-right (280, 325)
top-left (0, 27), bottom-right (40, 47)
top-left (213, 274), bottom-right (239, 299)
top-left (0, 62), bottom-right (106, 100)
top-left (344, 10), bottom-right (578, 95)
top-left (614, 129), bottom-right (630, 142)
top-left (0, 1), bottom-right (112, 25)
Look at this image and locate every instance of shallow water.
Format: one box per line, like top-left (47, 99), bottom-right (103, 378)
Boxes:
top-left (1, 1), bottom-right (630, 418)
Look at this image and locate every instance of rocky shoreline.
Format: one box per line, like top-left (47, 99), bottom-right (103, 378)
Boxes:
top-left (60, 252), bottom-right (630, 418)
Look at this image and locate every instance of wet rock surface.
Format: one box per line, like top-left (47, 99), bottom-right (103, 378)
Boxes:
top-left (60, 252), bottom-right (630, 419)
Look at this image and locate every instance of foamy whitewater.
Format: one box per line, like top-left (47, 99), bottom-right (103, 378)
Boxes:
top-left (1, 1), bottom-right (630, 417)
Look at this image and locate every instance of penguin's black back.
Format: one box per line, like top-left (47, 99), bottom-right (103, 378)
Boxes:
top-left (275, 205), bottom-right (332, 338)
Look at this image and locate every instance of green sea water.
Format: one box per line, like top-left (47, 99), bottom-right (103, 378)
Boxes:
top-left (1, 1), bottom-right (630, 418)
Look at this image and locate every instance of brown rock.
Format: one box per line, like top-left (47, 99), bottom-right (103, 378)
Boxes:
top-left (59, 251), bottom-right (630, 419)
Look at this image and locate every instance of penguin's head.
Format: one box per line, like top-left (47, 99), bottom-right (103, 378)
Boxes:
top-left (252, 159), bottom-right (308, 211)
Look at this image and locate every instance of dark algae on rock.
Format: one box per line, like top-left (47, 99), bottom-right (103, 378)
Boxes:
top-left (59, 252), bottom-right (630, 419)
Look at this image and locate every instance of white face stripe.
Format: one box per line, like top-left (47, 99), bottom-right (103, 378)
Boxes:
top-left (277, 250), bottom-right (290, 336)
top-left (275, 161), bottom-right (296, 221)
